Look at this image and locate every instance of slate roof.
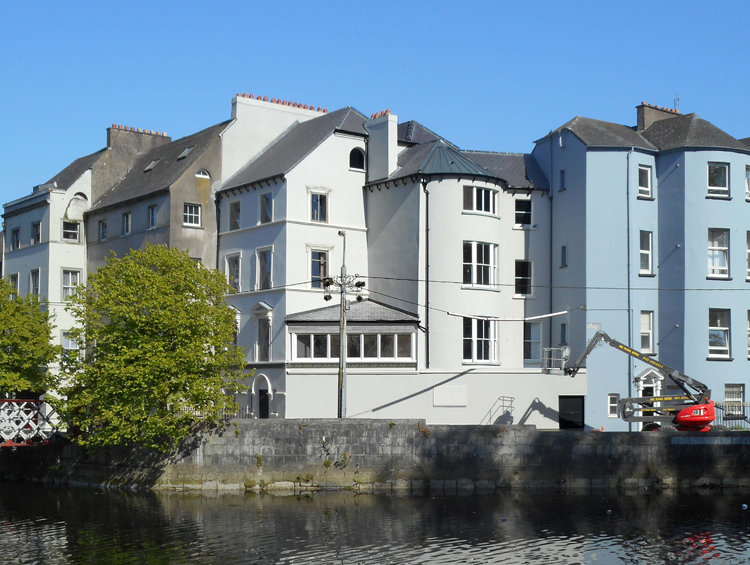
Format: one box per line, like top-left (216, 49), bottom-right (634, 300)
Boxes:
top-left (45, 148), bottom-right (107, 192)
top-left (379, 140), bottom-right (506, 186)
top-left (397, 121), bottom-right (455, 147)
top-left (641, 113), bottom-right (750, 152)
top-left (89, 120), bottom-right (230, 212)
top-left (740, 137), bottom-right (750, 147)
top-left (544, 116), bottom-right (657, 150)
top-left (222, 107), bottom-right (367, 191)
top-left (461, 151), bottom-right (549, 190)
top-left (286, 299), bottom-right (419, 323)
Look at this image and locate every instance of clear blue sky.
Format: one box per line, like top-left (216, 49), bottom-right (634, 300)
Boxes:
top-left (2, 0), bottom-right (750, 205)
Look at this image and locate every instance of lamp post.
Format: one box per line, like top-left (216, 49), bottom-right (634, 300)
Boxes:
top-left (323, 230), bottom-right (365, 418)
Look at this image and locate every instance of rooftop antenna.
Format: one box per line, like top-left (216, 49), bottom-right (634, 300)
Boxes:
top-left (674, 93), bottom-right (679, 111)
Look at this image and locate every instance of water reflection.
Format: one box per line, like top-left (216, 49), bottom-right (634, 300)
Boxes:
top-left (2, 483), bottom-right (750, 564)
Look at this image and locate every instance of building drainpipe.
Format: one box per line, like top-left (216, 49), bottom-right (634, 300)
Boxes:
top-left (422, 179), bottom-right (430, 369)
top-left (548, 134), bottom-right (554, 352)
top-left (215, 195), bottom-right (221, 269)
top-left (626, 148), bottom-right (634, 432)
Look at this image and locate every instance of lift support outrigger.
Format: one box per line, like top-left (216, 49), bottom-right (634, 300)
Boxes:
top-left (565, 330), bottom-right (716, 431)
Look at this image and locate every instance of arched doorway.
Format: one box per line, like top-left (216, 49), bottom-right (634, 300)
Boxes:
top-left (634, 369), bottom-right (664, 430)
top-left (251, 373), bottom-right (273, 419)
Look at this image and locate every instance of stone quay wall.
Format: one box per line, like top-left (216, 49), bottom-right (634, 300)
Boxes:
top-left (2, 419), bottom-right (750, 494)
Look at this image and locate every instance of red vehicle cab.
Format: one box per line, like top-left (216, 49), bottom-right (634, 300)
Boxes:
top-left (675, 400), bottom-right (715, 432)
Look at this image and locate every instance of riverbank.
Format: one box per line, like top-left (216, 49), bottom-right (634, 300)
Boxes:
top-left (2, 419), bottom-right (750, 493)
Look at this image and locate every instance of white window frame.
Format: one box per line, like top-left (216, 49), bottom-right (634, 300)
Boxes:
top-left (462, 186), bottom-right (497, 215)
top-left (708, 308), bottom-right (731, 358)
top-left (62, 331), bottom-right (79, 352)
top-left (292, 332), bottom-right (414, 361)
top-left (31, 222), bottom-right (40, 245)
top-left (256, 247), bottom-right (273, 291)
top-left (257, 316), bottom-right (271, 362)
top-left (608, 394), bottom-right (620, 418)
top-left (514, 199), bottom-right (532, 228)
top-left (183, 203), bottom-right (201, 227)
top-left (229, 201), bottom-right (241, 231)
top-left (307, 245), bottom-right (332, 289)
top-left (122, 213), bottom-right (131, 236)
top-left (708, 162), bottom-right (729, 197)
top-left (639, 231), bottom-right (653, 275)
top-left (708, 228), bottom-right (729, 278)
top-left (195, 169), bottom-right (210, 179)
top-left (148, 205), bottom-right (157, 229)
top-left (309, 189), bottom-right (330, 223)
top-left (255, 192), bottom-right (273, 225)
top-left (349, 147), bottom-right (366, 171)
top-left (523, 322), bottom-right (542, 362)
top-left (746, 232), bottom-right (750, 281)
top-left (463, 241), bottom-right (497, 287)
top-left (725, 383), bottom-right (745, 416)
top-left (638, 165), bottom-right (652, 198)
top-left (462, 317), bottom-right (497, 364)
top-left (29, 268), bottom-right (40, 297)
top-left (225, 253), bottom-right (241, 292)
top-left (640, 310), bottom-right (654, 353)
top-left (62, 269), bottom-right (80, 300)
top-left (745, 166), bottom-right (750, 200)
top-left (9, 273), bottom-right (19, 293)
top-left (62, 221), bottom-right (80, 242)
top-left (11, 229), bottom-right (19, 250)
top-left (514, 260), bottom-right (532, 296)
top-left (98, 220), bottom-right (107, 241)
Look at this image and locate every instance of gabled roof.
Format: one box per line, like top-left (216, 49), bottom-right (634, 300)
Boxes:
top-left (45, 148), bottom-right (107, 192)
top-left (460, 151), bottom-right (549, 190)
top-left (542, 116), bottom-right (657, 151)
top-left (378, 140), bottom-right (506, 186)
top-left (89, 120), bottom-right (230, 212)
top-left (739, 137), bottom-right (750, 147)
top-left (397, 120), bottom-right (455, 147)
top-left (286, 299), bottom-right (418, 323)
top-left (221, 107), bottom-right (367, 191)
top-left (641, 113), bottom-right (750, 152)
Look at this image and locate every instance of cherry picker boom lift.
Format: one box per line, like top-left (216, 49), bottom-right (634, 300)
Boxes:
top-left (564, 330), bottom-right (716, 431)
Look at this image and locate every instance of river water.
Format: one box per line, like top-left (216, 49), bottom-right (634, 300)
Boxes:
top-left (3, 484), bottom-right (750, 564)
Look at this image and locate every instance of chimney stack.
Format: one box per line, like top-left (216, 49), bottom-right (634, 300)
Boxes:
top-left (365, 110), bottom-right (398, 181)
top-left (636, 102), bottom-right (680, 131)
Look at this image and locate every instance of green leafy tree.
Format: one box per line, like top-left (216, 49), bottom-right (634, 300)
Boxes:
top-left (58, 244), bottom-right (247, 451)
top-left (0, 278), bottom-right (61, 396)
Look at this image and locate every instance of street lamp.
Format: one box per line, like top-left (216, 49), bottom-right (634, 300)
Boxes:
top-left (323, 230), bottom-right (364, 418)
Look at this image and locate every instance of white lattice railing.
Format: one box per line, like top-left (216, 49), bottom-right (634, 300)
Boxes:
top-left (0, 400), bottom-right (66, 446)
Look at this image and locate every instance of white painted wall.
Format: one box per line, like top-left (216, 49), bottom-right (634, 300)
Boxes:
top-left (3, 171), bottom-right (91, 349)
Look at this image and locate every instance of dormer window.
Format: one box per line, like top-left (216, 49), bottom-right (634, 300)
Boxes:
top-left (195, 169), bottom-right (210, 179)
top-left (177, 146), bottom-right (195, 160)
top-left (349, 148), bottom-right (365, 171)
top-left (144, 158), bottom-right (161, 172)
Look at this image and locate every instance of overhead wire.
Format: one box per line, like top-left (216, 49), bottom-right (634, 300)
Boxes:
top-left (360, 274), bottom-right (750, 292)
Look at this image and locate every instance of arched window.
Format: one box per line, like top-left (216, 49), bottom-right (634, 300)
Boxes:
top-left (195, 169), bottom-right (210, 179)
top-left (349, 148), bottom-right (365, 171)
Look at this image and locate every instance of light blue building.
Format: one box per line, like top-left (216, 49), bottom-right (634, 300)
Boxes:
top-left (533, 103), bottom-right (750, 430)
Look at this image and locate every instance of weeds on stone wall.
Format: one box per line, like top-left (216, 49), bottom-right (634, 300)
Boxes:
top-left (335, 452), bottom-right (350, 469)
top-left (418, 421), bottom-right (431, 438)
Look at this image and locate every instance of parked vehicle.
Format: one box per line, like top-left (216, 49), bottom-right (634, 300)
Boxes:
top-left (565, 331), bottom-right (716, 431)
